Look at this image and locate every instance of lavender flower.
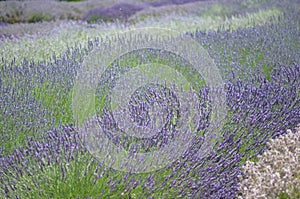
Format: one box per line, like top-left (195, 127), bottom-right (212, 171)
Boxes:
top-left (0, 3), bottom-right (299, 198)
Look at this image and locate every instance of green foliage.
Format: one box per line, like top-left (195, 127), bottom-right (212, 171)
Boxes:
top-left (201, 4), bottom-right (232, 18)
top-left (86, 14), bottom-right (113, 23)
top-left (0, 3), bottom-right (24, 24)
top-left (9, 154), bottom-right (111, 198)
top-left (59, 0), bottom-right (82, 2)
top-left (279, 192), bottom-right (290, 199)
top-left (27, 11), bottom-right (53, 23)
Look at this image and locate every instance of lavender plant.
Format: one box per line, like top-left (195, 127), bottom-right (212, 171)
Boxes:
top-left (0, 2), bottom-right (299, 199)
top-left (0, 8), bottom-right (282, 66)
top-left (82, 3), bottom-right (144, 23)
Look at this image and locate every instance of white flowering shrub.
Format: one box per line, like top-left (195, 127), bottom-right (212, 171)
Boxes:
top-left (238, 125), bottom-right (300, 199)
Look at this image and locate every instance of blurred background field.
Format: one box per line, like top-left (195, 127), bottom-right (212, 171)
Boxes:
top-left (0, 0), bottom-right (291, 66)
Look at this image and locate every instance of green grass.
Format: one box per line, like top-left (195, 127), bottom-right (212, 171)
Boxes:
top-left (5, 144), bottom-right (185, 198)
top-left (8, 153), bottom-right (113, 198)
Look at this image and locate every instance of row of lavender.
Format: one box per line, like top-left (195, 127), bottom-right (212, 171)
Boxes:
top-left (1, 7), bottom-right (300, 199)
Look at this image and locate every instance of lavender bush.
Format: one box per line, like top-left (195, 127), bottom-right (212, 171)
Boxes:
top-left (82, 3), bottom-right (144, 23)
top-left (81, 0), bottom-right (209, 23)
top-left (0, 8), bottom-right (282, 66)
top-left (0, 1), bottom-right (300, 198)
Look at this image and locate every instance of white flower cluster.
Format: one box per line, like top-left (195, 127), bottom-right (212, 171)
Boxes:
top-left (238, 124), bottom-right (300, 199)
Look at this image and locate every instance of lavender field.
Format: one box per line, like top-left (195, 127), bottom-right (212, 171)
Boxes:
top-left (0, 0), bottom-right (300, 198)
